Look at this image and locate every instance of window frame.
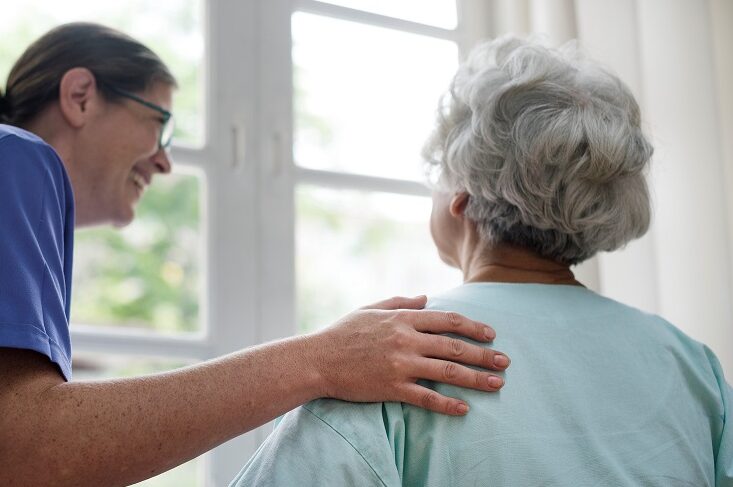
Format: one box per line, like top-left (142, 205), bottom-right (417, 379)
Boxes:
top-left (70, 0), bottom-right (488, 484)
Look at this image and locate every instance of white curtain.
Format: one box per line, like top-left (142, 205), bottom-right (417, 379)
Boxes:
top-left (458, 0), bottom-right (733, 378)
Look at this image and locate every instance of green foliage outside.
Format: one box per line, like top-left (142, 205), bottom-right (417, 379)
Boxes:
top-left (72, 173), bottom-right (202, 333)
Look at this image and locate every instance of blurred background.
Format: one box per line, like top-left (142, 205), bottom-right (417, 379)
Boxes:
top-left (1, 0), bottom-right (731, 485)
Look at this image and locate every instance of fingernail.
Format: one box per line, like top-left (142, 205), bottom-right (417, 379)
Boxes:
top-left (493, 354), bottom-right (510, 367)
top-left (457, 403), bottom-right (469, 414)
top-left (484, 327), bottom-right (495, 340)
top-left (488, 376), bottom-right (504, 388)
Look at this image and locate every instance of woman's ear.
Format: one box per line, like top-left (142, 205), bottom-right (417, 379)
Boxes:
top-left (449, 192), bottom-right (470, 218)
top-left (58, 67), bottom-right (98, 128)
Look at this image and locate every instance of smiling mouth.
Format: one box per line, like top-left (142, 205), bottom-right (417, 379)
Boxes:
top-left (131, 170), bottom-right (148, 193)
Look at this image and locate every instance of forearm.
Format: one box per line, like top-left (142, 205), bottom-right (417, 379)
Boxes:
top-left (2, 335), bottom-right (324, 487)
top-left (1, 297), bottom-right (509, 486)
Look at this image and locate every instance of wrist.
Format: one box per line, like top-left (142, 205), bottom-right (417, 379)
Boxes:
top-left (290, 333), bottom-right (330, 401)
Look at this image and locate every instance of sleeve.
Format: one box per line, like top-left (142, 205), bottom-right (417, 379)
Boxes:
top-left (704, 347), bottom-right (733, 486)
top-left (718, 381), bottom-right (733, 487)
top-left (228, 405), bottom-right (398, 487)
top-left (0, 134), bottom-right (73, 380)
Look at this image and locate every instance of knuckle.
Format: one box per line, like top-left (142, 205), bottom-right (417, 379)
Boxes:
top-left (389, 328), bottom-right (411, 348)
top-left (446, 312), bottom-right (462, 329)
top-left (421, 391), bottom-right (440, 409)
top-left (481, 347), bottom-right (494, 365)
top-left (473, 321), bottom-right (485, 339)
top-left (443, 362), bottom-right (458, 380)
top-left (393, 310), bottom-right (412, 324)
top-left (389, 358), bottom-right (404, 374)
top-left (449, 338), bottom-right (466, 357)
top-left (474, 372), bottom-right (485, 389)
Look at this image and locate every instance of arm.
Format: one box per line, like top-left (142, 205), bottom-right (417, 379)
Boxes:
top-left (0, 296), bottom-right (508, 487)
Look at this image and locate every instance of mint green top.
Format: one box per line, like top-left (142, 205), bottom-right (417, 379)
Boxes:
top-left (231, 284), bottom-right (732, 486)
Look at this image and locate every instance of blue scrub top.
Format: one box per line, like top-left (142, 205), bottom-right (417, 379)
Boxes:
top-left (0, 124), bottom-right (75, 381)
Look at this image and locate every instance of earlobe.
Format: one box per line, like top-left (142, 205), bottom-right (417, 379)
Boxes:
top-left (58, 68), bottom-right (98, 128)
top-left (449, 192), bottom-right (470, 218)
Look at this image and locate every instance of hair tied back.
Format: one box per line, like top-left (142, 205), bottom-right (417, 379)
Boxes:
top-left (0, 90), bottom-right (10, 119)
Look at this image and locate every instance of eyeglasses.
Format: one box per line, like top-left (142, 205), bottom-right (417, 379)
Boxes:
top-left (106, 85), bottom-right (175, 150)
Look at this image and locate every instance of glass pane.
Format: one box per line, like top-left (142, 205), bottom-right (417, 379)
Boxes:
top-left (0, 0), bottom-right (205, 147)
top-left (72, 353), bottom-right (204, 487)
top-left (317, 0), bottom-right (457, 29)
top-left (296, 186), bottom-right (462, 333)
top-left (293, 12), bottom-right (458, 181)
top-left (71, 169), bottom-right (204, 334)
top-left (72, 353), bottom-right (195, 380)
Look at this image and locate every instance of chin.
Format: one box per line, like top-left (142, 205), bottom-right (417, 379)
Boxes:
top-left (436, 249), bottom-right (454, 267)
top-left (111, 206), bottom-right (136, 228)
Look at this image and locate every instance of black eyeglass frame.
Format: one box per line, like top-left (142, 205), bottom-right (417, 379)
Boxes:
top-left (105, 85), bottom-right (174, 149)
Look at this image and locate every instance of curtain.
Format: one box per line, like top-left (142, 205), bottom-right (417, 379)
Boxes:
top-left (458, 0), bottom-right (733, 377)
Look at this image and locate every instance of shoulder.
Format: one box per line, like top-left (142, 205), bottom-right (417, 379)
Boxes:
top-left (0, 124), bottom-right (55, 157)
top-left (0, 124), bottom-right (67, 182)
top-left (0, 125), bottom-right (71, 205)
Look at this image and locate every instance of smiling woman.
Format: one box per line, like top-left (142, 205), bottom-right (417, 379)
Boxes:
top-left (0, 0), bottom-right (208, 343)
top-left (2, 23), bottom-right (176, 229)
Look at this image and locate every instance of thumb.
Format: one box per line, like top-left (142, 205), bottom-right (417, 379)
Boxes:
top-left (361, 295), bottom-right (428, 310)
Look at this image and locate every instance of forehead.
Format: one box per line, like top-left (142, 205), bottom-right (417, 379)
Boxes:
top-left (140, 82), bottom-right (174, 111)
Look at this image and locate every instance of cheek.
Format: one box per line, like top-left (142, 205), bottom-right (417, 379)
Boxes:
top-left (429, 200), bottom-right (449, 249)
top-left (429, 201), bottom-right (439, 243)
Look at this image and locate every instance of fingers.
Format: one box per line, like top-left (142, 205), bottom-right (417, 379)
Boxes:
top-left (399, 384), bottom-right (471, 416)
top-left (410, 357), bottom-right (505, 392)
top-left (361, 295), bottom-right (427, 311)
top-left (402, 310), bottom-right (496, 343)
top-left (420, 334), bottom-right (510, 371)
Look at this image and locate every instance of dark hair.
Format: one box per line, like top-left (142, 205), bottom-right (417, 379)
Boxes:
top-left (0, 22), bottom-right (177, 126)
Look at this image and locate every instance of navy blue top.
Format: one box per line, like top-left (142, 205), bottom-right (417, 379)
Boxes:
top-left (0, 124), bottom-right (75, 380)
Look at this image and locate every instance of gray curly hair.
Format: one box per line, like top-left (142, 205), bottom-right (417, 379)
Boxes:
top-left (423, 36), bottom-right (653, 265)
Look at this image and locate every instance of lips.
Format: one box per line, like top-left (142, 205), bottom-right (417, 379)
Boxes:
top-left (130, 169), bottom-right (150, 192)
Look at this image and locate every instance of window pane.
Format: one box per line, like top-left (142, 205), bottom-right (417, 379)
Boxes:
top-left (71, 169), bottom-right (204, 334)
top-left (72, 353), bottom-right (204, 487)
top-left (293, 12), bottom-right (458, 181)
top-left (0, 0), bottom-right (204, 147)
top-left (296, 186), bottom-right (461, 333)
top-left (316, 0), bottom-right (457, 29)
top-left (72, 353), bottom-right (195, 380)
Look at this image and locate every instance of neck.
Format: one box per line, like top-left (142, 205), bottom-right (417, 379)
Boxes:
top-left (23, 111), bottom-right (94, 227)
top-left (23, 110), bottom-right (75, 170)
top-left (459, 240), bottom-right (583, 287)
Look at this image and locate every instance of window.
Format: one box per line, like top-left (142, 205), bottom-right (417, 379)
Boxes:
top-left (72, 169), bottom-right (204, 335)
top-left (289, 1), bottom-right (464, 332)
top-left (2, 1), bottom-right (481, 484)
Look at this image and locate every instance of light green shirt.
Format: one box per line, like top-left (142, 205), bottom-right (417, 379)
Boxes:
top-left (231, 284), bottom-right (733, 486)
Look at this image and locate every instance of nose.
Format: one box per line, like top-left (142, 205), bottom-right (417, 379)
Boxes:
top-left (151, 147), bottom-right (173, 174)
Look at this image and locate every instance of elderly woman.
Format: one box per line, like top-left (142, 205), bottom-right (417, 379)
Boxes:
top-left (230, 37), bottom-right (732, 486)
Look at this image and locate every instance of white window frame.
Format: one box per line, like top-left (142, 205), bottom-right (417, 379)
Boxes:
top-left (70, 0), bottom-right (489, 484)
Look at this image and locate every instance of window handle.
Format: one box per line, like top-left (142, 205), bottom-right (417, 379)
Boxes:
top-left (231, 121), bottom-right (247, 172)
